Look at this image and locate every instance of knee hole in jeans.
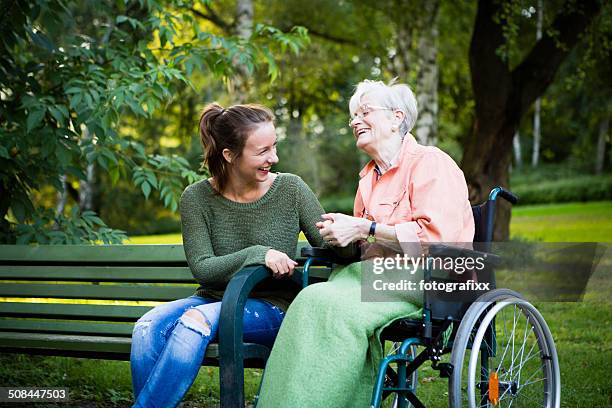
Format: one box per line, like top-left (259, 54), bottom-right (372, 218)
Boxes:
top-left (182, 309), bottom-right (211, 336)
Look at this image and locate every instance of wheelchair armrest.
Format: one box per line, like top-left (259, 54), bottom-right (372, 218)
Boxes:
top-left (427, 244), bottom-right (501, 268)
top-left (300, 246), bottom-right (360, 265)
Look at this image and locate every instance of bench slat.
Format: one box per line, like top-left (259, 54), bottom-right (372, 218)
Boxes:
top-left (0, 302), bottom-right (151, 321)
top-left (0, 265), bottom-right (331, 281)
top-left (0, 243), bottom-right (313, 263)
top-left (0, 332), bottom-right (133, 354)
top-left (0, 283), bottom-right (197, 301)
top-left (0, 265), bottom-right (194, 282)
top-left (0, 318), bottom-right (134, 336)
top-left (0, 332), bottom-right (269, 363)
top-left (0, 245), bottom-right (186, 263)
top-left (0, 332), bottom-right (219, 358)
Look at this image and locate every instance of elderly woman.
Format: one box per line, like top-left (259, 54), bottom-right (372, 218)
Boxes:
top-left (256, 80), bottom-right (474, 407)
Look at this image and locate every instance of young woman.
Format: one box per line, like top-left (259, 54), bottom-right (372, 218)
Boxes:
top-left (130, 103), bottom-right (327, 408)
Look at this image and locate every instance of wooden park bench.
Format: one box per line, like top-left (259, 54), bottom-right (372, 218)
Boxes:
top-left (0, 243), bottom-right (333, 407)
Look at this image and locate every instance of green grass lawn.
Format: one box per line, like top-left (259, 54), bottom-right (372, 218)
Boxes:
top-left (2, 201), bottom-right (611, 406)
top-left (511, 201), bottom-right (612, 242)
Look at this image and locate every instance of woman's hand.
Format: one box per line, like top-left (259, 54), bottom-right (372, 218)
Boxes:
top-left (316, 213), bottom-right (371, 247)
top-left (265, 249), bottom-right (298, 279)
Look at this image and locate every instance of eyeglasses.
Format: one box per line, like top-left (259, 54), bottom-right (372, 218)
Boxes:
top-left (348, 105), bottom-right (394, 127)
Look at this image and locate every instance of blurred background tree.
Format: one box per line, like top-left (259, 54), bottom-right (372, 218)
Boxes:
top-left (2, 0), bottom-right (609, 243)
top-left (0, 0), bottom-right (308, 243)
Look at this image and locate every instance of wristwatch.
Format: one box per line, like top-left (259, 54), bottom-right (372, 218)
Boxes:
top-left (366, 221), bottom-right (377, 243)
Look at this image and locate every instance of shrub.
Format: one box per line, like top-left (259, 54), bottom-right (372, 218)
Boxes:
top-left (512, 174), bottom-right (612, 205)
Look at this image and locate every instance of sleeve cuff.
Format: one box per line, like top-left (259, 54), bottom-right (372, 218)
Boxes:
top-left (246, 245), bottom-right (271, 266)
top-left (395, 222), bottom-right (423, 256)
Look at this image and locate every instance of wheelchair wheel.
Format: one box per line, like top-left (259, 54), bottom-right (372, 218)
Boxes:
top-left (448, 289), bottom-right (524, 407)
top-left (452, 296), bottom-right (560, 408)
top-left (387, 342), bottom-right (418, 408)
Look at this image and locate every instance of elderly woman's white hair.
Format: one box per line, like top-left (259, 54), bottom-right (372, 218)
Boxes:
top-left (349, 79), bottom-right (418, 136)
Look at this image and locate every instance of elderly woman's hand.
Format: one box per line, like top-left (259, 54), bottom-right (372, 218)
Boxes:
top-left (316, 213), bottom-right (371, 247)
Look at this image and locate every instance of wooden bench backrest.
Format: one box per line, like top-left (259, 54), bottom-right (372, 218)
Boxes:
top-left (0, 243), bottom-right (331, 345)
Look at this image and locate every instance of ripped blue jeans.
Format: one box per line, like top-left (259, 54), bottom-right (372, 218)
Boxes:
top-left (130, 295), bottom-right (284, 408)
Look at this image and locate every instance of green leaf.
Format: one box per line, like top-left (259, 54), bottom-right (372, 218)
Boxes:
top-left (141, 181), bottom-right (151, 199)
top-left (163, 191), bottom-right (172, 207)
top-left (48, 105), bottom-right (66, 126)
top-left (69, 92), bottom-right (83, 110)
top-left (145, 171), bottom-right (158, 189)
top-left (26, 108), bottom-right (45, 132)
top-left (97, 154), bottom-right (109, 170)
top-left (65, 87), bottom-right (82, 94)
top-left (109, 165), bottom-right (120, 185)
top-left (55, 142), bottom-right (72, 164)
top-left (66, 166), bottom-right (87, 180)
top-left (16, 231), bottom-right (35, 245)
top-left (29, 29), bottom-right (55, 52)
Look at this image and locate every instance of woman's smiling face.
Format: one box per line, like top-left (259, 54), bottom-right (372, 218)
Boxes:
top-left (231, 121), bottom-right (278, 184)
top-left (349, 96), bottom-right (395, 153)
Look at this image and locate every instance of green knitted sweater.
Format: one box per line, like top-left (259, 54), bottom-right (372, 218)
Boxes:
top-left (180, 173), bottom-right (326, 311)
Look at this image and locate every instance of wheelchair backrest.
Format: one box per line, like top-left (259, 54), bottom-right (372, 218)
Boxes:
top-left (427, 199), bottom-right (499, 322)
top-left (472, 200), bottom-right (496, 252)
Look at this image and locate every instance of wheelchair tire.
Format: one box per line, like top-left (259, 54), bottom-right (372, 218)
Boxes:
top-left (448, 289), bottom-right (524, 407)
top-left (467, 299), bottom-right (559, 408)
top-left (451, 295), bottom-right (560, 408)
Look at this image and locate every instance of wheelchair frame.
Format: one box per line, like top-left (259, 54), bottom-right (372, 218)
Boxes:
top-left (302, 187), bottom-right (561, 408)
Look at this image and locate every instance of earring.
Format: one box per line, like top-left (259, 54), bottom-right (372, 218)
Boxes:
top-left (391, 124), bottom-right (398, 133)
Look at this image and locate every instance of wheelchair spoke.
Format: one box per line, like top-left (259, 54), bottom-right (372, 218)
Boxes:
top-left (499, 333), bottom-right (537, 383)
top-left (521, 376), bottom-right (546, 388)
top-left (516, 316), bottom-right (531, 385)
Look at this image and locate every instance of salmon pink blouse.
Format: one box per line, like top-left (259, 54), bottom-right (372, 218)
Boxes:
top-left (353, 134), bottom-right (474, 249)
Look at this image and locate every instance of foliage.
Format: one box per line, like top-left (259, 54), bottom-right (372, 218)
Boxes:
top-left (512, 174), bottom-right (612, 205)
top-left (0, 0), bottom-right (309, 244)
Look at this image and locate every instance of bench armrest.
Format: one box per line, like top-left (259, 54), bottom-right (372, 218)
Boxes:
top-left (218, 265), bottom-right (271, 406)
top-left (427, 244), bottom-right (501, 268)
top-left (300, 246), bottom-right (361, 265)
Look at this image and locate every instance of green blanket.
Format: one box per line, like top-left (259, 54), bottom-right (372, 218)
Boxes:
top-left (257, 262), bottom-right (422, 408)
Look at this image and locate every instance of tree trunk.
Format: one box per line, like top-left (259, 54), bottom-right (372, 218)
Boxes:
top-left (56, 174), bottom-right (68, 215)
top-left (414, 0), bottom-right (439, 146)
top-left (0, 181), bottom-right (13, 242)
top-left (231, 0), bottom-right (253, 102)
top-left (531, 0), bottom-right (543, 167)
top-left (79, 125), bottom-right (95, 211)
top-left (388, 0), bottom-right (440, 146)
top-left (513, 131), bottom-right (522, 168)
top-left (462, 0), bottom-right (602, 240)
top-left (595, 117), bottom-right (609, 175)
top-left (532, 98), bottom-right (541, 167)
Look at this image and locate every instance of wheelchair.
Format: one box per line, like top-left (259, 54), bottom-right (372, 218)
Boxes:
top-left (301, 187), bottom-right (560, 408)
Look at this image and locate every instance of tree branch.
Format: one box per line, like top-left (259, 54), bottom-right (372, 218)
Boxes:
top-left (287, 20), bottom-right (358, 46)
top-left (511, 0), bottom-right (603, 117)
top-left (189, 5), bottom-right (232, 34)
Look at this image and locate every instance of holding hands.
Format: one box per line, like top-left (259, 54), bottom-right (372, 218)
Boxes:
top-left (316, 213), bottom-right (370, 247)
top-left (265, 249), bottom-right (298, 279)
